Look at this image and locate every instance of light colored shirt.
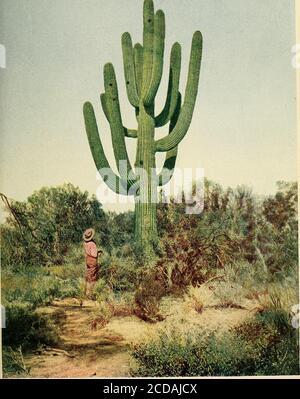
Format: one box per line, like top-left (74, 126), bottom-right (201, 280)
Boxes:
top-left (84, 241), bottom-right (98, 258)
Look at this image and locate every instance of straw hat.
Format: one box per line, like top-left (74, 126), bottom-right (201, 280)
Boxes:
top-left (83, 228), bottom-right (95, 242)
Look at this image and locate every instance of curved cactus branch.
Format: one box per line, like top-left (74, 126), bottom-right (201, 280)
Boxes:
top-left (141, 0), bottom-right (154, 101)
top-left (100, 93), bottom-right (110, 120)
top-left (124, 128), bottom-right (138, 138)
top-left (155, 42), bottom-right (181, 127)
top-left (103, 63), bottom-right (136, 184)
top-left (144, 9), bottom-right (165, 106)
top-left (122, 32), bottom-right (140, 108)
top-left (83, 102), bottom-right (128, 194)
top-left (100, 92), bottom-right (137, 138)
top-left (157, 149), bottom-right (177, 186)
top-left (155, 31), bottom-right (202, 152)
top-left (134, 43), bottom-right (143, 96)
top-left (157, 93), bottom-right (181, 186)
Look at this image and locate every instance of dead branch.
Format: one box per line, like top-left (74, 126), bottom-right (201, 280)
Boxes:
top-left (44, 347), bottom-right (75, 358)
top-left (0, 192), bottom-right (23, 230)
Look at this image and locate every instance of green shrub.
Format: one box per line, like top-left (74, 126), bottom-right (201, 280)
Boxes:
top-left (235, 308), bottom-right (299, 375)
top-left (100, 252), bottom-right (138, 291)
top-left (2, 301), bottom-right (58, 349)
top-left (110, 291), bottom-right (135, 317)
top-left (131, 329), bottom-right (249, 377)
top-left (107, 211), bottom-right (134, 249)
top-left (93, 281), bottom-right (135, 317)
top-left (131, 308), bottom-right (299, 376)
top-left (2, 267), bottom-right (82, 308)
top-left (90, 301), bottom-right (113, 328)
top-left (49, 263), bottom-right (84, 280)
top-left (1, 184), bottom-right (109, 267)
top-left (94, 278), bottom-right (114, 302)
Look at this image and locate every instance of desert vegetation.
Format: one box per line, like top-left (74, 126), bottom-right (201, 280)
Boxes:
top-left (1, 180), bottom-right (299, 377)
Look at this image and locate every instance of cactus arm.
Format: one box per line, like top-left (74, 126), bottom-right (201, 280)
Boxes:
top-left (157, 147), bottom-right (178, 186)
top-left (155, 42), bottom-right (181, 128)
top-left (134, 43), bottom-right (143, 96)
top-left (157, 93), bottom-right (181, 186)
top-left (100, 93), bottom-right (110, 120)
top-left (155, 31), bottom-right (202, 152)
top-left (124, 128), bottom-right (138, 138)
top-left (83, 102), bottom-right (128, 194)
top-left (141, 0), bottom-right (154, 101)
top-left (100, 92), bottom-right (137, 138)
top-left (121, 32), bottom-right (140, 108)
top-left (144, 10), bottom-right (165, 106)
top-left (103, 63), bottom-right (136, 184)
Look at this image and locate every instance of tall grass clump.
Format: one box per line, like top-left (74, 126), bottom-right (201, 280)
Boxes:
top-left (2, 346), bottom-right (30, 378)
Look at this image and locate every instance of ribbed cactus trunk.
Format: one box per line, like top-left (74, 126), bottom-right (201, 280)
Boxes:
top-left (135, 105), bottom-right (157, 244)
top-left (83, 0), bottom-right (203, 254)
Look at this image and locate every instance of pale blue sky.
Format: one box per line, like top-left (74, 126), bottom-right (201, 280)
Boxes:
top-left (0, 0), bottom-right (297, 213)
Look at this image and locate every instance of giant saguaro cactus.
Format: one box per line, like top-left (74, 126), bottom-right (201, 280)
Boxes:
top-left (83, 0), bottom-right (202, 251)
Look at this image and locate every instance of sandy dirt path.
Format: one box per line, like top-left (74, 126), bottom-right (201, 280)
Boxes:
top-left (24, 297), bottom-right (254, 378)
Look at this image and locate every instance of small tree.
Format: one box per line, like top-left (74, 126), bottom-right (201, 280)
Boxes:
top-left (1, 184), bottom-right (108, 266)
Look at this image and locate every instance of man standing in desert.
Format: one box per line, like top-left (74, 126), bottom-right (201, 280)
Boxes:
top-left (83, 228), bottom-right (102, 299)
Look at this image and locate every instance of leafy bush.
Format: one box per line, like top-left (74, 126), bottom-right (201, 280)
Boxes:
top-left (2, 301), bottom-right (58, 349)
top-left (234, 308), bottom-right (299, 375)
top-left (100, 251), bottom-right (138, 291)
top-left (131, 329), bottom-right (249, 377)
top-left (156, 215), bottom-right (217, 292)
top-left (92, 283), bottom-right (135, 325)
top-left (94, 278), bottom-right (114, 302)
top-left (95, 291), bottom-right (135, 322)
top-left (131, 307), bottom-right (299, 377)
top-left (109, 292), bottom-right (135, 317)
top-left (49, 249), bottom-right (85, 280)
top-left (1, 184), bottom-right (109, 267)
top-left (2, 268), bottom-right (81, 307)
top-left (157, 180), bottom-right (298, 288)
top-left (107, 211), bottom-right (134, 249)
top-left (90, 302), bottom-right (113, 329)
